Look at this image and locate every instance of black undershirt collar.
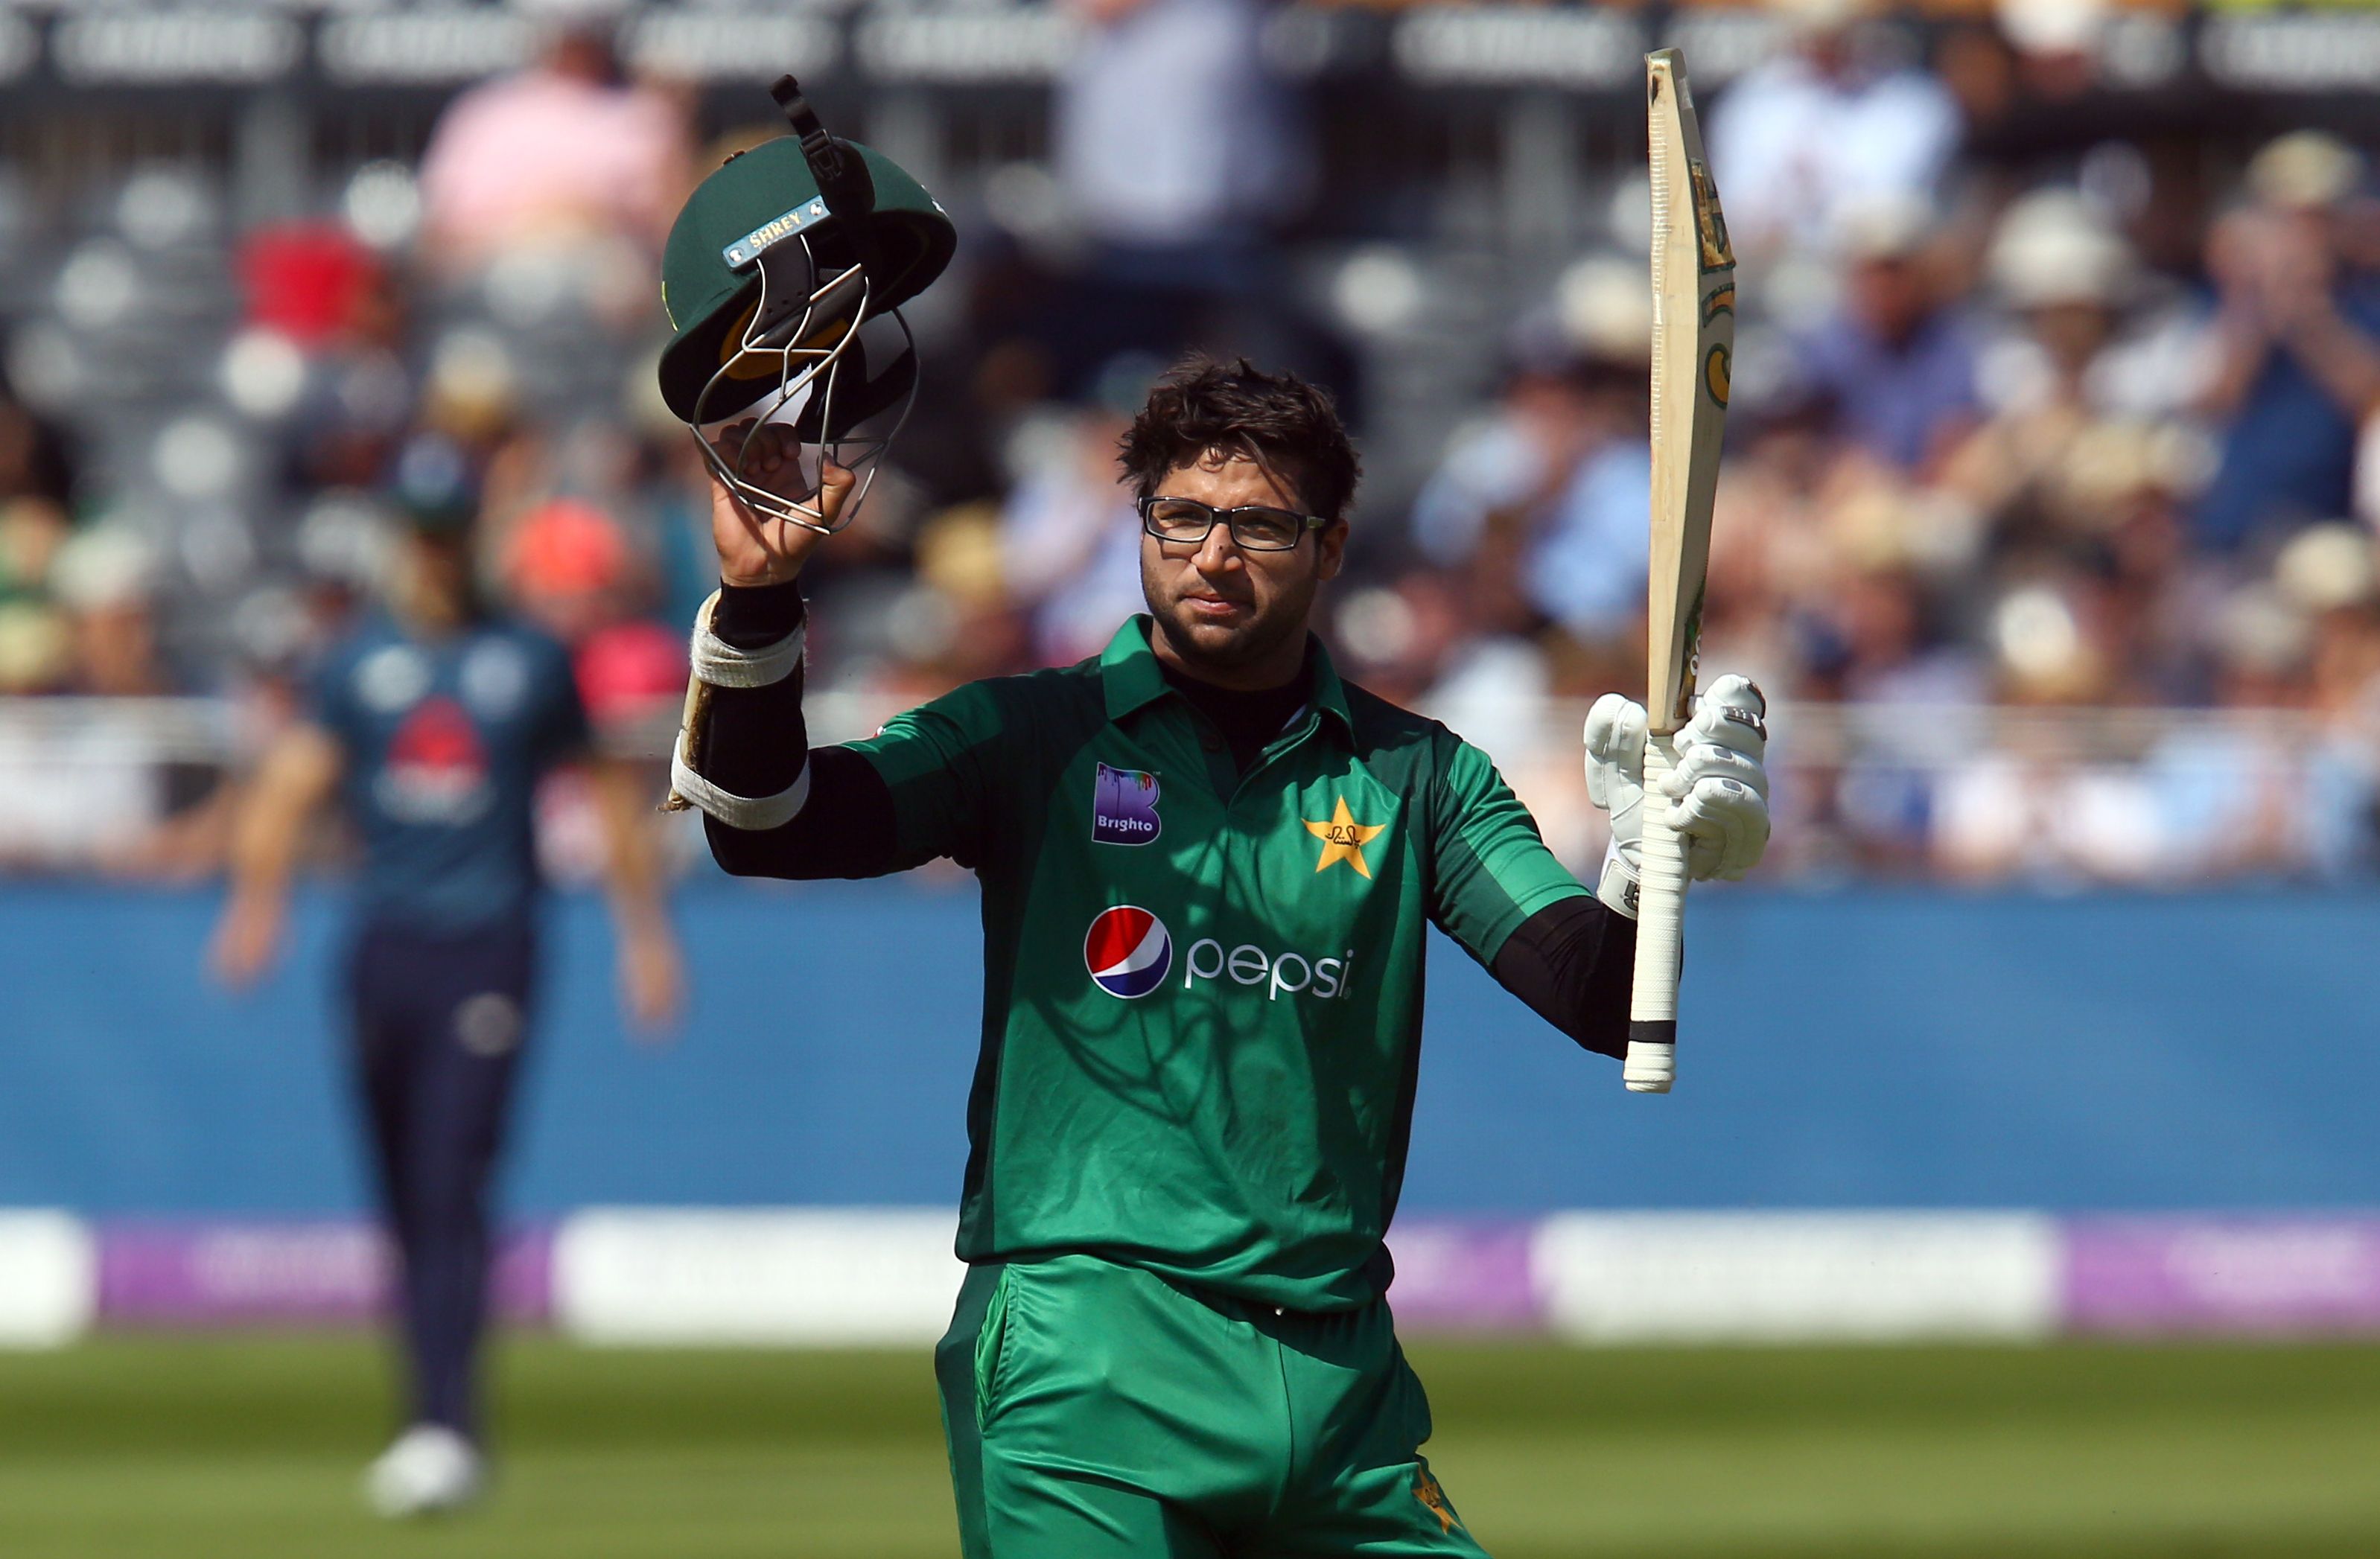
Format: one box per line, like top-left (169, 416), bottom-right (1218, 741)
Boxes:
top-left (1157, 654), bottom-right (1315, 777)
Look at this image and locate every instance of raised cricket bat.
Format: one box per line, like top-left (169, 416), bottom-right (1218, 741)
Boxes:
top-left (1626, 48), bottom-right (1734, 1094)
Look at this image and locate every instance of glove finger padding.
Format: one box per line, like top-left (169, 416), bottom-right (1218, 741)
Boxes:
top-left (1667, 674), bottom-right (1772, 880)
top-left (1680, 675), bottom-right (1769, 763)
top-left (1673, 774), bottom-right (1771, 880)
top-left (1701, 671), bottom-right (1769, 721)
top-left (1666, 742), bottom-right (1769, 801)
top-left (1583, 693), bottom-right (1648, 810)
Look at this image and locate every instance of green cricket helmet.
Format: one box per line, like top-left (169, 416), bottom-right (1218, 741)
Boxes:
top-left (659, 77), bottom-right (955, 533)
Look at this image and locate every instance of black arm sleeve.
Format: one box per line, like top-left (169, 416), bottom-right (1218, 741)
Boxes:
top-left (699, 582), bottom-right (903, 880)
top-left (1489, 895), bottom-right (1638, 1060)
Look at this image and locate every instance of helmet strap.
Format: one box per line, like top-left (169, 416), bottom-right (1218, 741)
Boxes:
top-left (769, 74), bottom-right (886, 283)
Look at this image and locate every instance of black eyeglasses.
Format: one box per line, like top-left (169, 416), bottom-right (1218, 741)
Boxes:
top-left (1138, 495), bottom-right (1328, 552)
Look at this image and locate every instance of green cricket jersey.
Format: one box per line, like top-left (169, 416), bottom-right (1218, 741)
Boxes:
top-left (845, 616), bottom-right (1591, 1311)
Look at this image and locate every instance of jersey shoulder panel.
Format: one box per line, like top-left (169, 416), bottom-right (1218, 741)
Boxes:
top-left (1337, 677), bottom-right (1530, 808)
top-left (972, 654), bottom-right (1110, 725)
top-left (1334, 678), bottom-right (1460, 805)
top-left (862, 655), bottom-right (1107, 759)
top-left (1340, 675), bottom-right (1588, 960)
top-left (1335, 678), bottom-right (1449, 765)
top-left (973, 658), bottom-right (1113, 786)
top-left (844, 657), bottom-right (1110, 868)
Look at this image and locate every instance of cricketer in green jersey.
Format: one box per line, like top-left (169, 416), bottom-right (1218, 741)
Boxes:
top-left (670, 360), bottom-right (1773, 1557)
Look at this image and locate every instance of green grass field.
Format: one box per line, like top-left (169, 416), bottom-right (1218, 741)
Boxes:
top-left (2, 1336), bottom-right (2378, 1558)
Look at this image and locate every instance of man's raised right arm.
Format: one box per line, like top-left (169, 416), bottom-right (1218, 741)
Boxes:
top-left (688, 579), bottom-right (904, 880)
top-left (661, 424), bottom-right (902, 879)
top-left (671, 426), bottom-right (994, 880)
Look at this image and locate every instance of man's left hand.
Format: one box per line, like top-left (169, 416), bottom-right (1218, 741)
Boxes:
top-left (1584, 673), bottom-right (1772, 911)
top-left (1663, 673), bottom-right (1771, 881)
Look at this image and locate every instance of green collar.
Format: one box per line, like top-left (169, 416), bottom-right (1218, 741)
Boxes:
top-left (1099, 615), bottom-right (1354, 733)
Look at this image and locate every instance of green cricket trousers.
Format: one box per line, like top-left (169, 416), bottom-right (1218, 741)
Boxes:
top-left (935, 1254), bottom-right (1490, 1558)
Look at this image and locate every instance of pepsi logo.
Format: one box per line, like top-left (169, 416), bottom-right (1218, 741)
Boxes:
top-left (1084, 905), bottom-right (1171, 999)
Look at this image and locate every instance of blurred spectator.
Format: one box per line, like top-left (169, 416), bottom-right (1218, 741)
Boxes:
top-left (0, 485), bottom-right (67, 599)
top-left (1959, 205), bottom-right (2142, 494)
top-left (10, 31), bottom-right (2380, 892)
top-left (1706, 0), bottom-right (1961, 261)
top-left (0, 409), bottom-right (75, 693)
top-left (573, 618), bottom-right (681, 738)
top-left (997, 360), bottom-right (1151, 667)
top-left (0, 382), bottom-right (76, 509)
top-left (1994, 0), bottom-right (2107, 102)
top-left (0, 597), bottom-right (68, 693)
top-left (1946, 192), bottom-right (2205, 693)
top-left (1793, 195), bottom-right (1982, 474)
top-left (256, 224), bottom-right (418, 505)
top-left (1049, 0), bottom-right (1315, 380)
top-left (504, 497), bottom-right (632, 647)
top-left (241, 222), bottom-right (385, 351)
top-left (1056, 0), bottom-right (1299, 252)
top-left (416, 25), bottom-right (690, 275)
top-left (911, 506), bottom-right (1034, 692)
top-left (500, 484), bottom-right (686, 759)
top-left (1329, 573), bottom-right (1469, 711)
top-left (1973, 192), bottom-right (2145, 418)
top-left (2281, 525), bottom-right (2380, 875)
top-left (1410, 258), bottom-right (1649, 647)
top-left (2195, 133), bottom-right (2380, 552)
top-left (0, 523), bottom-right (175, 873)
top-left (51, 524), bottom-right (166, 698)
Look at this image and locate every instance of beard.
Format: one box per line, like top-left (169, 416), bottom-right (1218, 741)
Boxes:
top-left (1141, 550), bottom-right (1317, 680)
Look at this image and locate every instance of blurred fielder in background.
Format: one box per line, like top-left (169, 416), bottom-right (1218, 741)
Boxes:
top-left (653, 110), bottom-right (1771, 1552)
top-left (208, 488), bottom-right (683, 1517)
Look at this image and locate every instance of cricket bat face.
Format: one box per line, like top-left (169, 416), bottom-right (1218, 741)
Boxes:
top-left (1646, 48), bottom-right (1733, 736)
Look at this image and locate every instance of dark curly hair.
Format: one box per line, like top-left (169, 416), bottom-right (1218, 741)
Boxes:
top-left (1117, 357), bottom-right (1361, 524)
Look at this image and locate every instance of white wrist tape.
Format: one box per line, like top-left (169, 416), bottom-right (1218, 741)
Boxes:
top-left (664, 590), bottom-right (812, 827)
top-left (1597, 837), bottom-right (1641, 920)
top-left (669, 742), bottom-right (812, 831)
top-left (690, 589), bottom-right (806, 689)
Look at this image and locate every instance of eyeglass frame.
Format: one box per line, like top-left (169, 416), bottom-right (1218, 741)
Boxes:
top-left (1136, 494), bottom-right (1332, 552)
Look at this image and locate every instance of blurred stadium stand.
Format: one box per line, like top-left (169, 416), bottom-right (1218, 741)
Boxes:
top-left (0, 690), bottom-right (2358, 883)
top-left (6, 0), bottom-right (2380, 890)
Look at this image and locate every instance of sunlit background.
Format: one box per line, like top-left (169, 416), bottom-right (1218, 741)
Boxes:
top-left (3, 0), bottom-right (2379, 1555)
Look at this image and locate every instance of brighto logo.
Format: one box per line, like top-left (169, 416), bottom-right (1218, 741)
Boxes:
top-left (1084, 908), bottom-right (1358, 1004)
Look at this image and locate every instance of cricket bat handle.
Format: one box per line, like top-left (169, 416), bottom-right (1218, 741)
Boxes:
top-left (1625, 730), bottom-right (1686, 1093)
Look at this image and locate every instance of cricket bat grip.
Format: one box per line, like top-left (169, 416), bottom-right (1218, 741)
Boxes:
top-left (1625, 731), bottom-right (1686, 1093)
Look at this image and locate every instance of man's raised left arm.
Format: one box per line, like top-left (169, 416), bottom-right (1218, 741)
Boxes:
top-left (1428, 675), bottom-right (1772, 1058)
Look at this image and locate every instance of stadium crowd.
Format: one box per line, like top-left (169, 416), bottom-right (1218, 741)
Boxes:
top-left (4, 3), bottom-right (2379, 886)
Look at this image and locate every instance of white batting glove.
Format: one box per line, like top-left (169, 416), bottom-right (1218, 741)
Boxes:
top-left (1584, 692), bottom-right (1649, 918)
top-left (1664, 674), bottom-right (1772, 881)
top-left (1584, 675), bottom-right (1773, 916)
